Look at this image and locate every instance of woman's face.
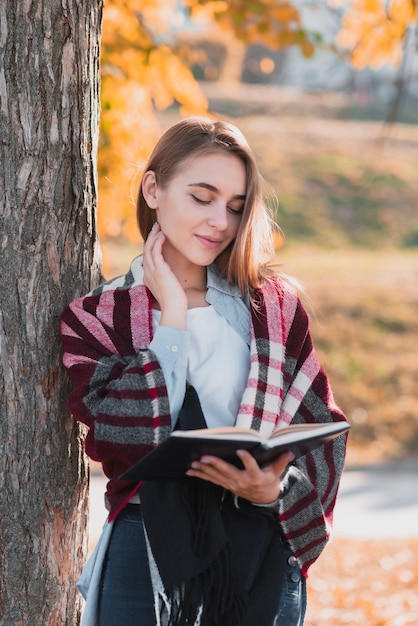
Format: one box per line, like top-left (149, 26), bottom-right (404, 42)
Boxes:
top-left (143, 151), bottom-right (246, 272)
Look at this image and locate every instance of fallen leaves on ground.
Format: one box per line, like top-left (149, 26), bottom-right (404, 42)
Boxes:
top-left (305, 537), bottom-right (418, 625)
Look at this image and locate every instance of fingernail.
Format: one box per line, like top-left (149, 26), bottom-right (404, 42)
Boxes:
top-left (152, 222), bottom-right (158, 230)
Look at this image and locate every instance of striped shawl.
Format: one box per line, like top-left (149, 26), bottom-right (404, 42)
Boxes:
top-left (60, 259), bottom-right (348, 575)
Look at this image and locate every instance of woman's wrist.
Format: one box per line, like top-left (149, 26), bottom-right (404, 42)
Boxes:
top-left (160, 307), bottom-right (187, 330)
top-left (251, 483), bottom-right (282, 509)
top-left (252, 494), bottom-right (281, 510)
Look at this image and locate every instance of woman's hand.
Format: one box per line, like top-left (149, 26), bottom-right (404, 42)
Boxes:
top-left (143, 223), bottom-right (187, 329)
top-left (186, 450), bottom-right (295, 504)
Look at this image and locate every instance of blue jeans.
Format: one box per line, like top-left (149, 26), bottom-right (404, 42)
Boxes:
top-left (98, 504), bottom-right (306, 625)
top-left (274, 547), bottom-right (307, 625)
top-left (98, 505), bottom-right (155, 625)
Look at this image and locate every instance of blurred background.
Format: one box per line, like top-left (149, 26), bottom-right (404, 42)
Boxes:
top-left (91, 1), bottom-right (418, 623)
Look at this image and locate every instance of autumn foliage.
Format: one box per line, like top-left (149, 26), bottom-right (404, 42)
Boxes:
top-left (98, 0), bottom-right (417, 247)
top-left (337, 0), bottom-right (418, 68)
top-left (99, 0), bottom-right (207, 242)
top-left (98, 0), bottom-right (319, 244)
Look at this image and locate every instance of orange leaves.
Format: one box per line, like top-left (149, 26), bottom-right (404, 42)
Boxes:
top-left (190, 0), bottom-right (306, 51)
top-left (388, 0), bottom-right (418, 27)
top-left (336, 0), bottom-right (418, 69)
top-left (97, 0), bottom-right (418, 248)
top-left (98, 77), bottom-right (158, 242)
top-left (307, 538), bottom-right (418, 626)
top-left (146, 45), bottom-right (208, 113)
top-left (102, 3), bottom-right (152, 54)
top-left (99, 0), bottom-right (209, 242)
top-left (98, 0), bottom-right (320, 244)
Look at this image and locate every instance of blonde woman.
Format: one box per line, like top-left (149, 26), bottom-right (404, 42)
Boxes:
top-left (61, 117), bottom-right (348, 625)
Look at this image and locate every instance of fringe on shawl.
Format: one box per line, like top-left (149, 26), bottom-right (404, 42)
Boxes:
top-left (144, 482), bottom-right (249, 626)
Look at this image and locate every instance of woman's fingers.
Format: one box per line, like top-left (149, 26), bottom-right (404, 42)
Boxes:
top-left (267, 451), bottom-right (295, 477)
top-left (236, 449), bottom-right (294, 477)
top-left (186, 450), bottom-right (295, 504)
top-left (143, 224), bottom-right (188, 328)
top-left (143, 223), bottom-right (164, 270)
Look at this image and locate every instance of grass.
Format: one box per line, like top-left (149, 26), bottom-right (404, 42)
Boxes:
top-left (277, 247), bottom-right (418, 466)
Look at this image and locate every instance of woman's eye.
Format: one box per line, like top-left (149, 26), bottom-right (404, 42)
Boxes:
top-left (228, 205), bottom-right (244, 215)
top-left (191, 194), bottom-right (211, 205)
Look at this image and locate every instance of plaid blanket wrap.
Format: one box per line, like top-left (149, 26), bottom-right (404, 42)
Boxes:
top-left (60, 258), bottom-right (348, 575)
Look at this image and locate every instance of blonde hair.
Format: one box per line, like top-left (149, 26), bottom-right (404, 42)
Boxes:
top-left (136, 117), bottom-right (278, 296)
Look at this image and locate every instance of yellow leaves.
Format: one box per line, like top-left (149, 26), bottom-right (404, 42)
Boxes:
top-left (98, 0), bottom-right (211, 244)
top-left (187, 0), bottom-right (229, 21)
top-left (301, 39), bottom-right (315, 58)
top-left (96, 0), bottom-right (418, 252)
top-left (336, 0), bottom-right (418, 69)
top-left (187, 0), bottom-right (302, 44)
top-left (146, 46), bottom-right (208, 113)
top-left (102, 3), bottom-right (152, 51)
top-left (268, 4), bottom-right (300, 23)
top-left (188, 0), bottom-right (314, 59)
top-left (96, 0), bottom-right (319, 245)
top-left (206, 0), bottom-right (302, 46)
top-left (388, 0), bottom-right (417, 28)
top-left (98, 78), bottom-right (158, 242)
top-left (141, 0), bottom-right (183, 36)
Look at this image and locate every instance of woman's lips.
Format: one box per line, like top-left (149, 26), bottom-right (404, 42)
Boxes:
top-left (195, 234), bottom-right (224, 249)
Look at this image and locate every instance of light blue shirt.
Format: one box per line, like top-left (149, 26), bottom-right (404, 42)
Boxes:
top-left (148, 265), bottom-right (251, 427)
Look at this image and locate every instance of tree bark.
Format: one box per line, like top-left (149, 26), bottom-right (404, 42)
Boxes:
top-left (0, 1), bottom-right (102, 623)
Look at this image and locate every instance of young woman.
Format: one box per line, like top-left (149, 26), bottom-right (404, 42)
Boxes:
top-left (61, 117), bottom-right (348, 626)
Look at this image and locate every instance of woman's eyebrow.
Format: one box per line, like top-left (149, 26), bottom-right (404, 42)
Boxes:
top-left (187, 182), bottom-right (246, 200)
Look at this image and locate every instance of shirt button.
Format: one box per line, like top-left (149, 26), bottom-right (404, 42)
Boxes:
top-left (169, 345), bottom-right (178, 352)
top-left (290, 572), bottom-right (300, 583)
top-left (287, 555), bottom-right (298, 567)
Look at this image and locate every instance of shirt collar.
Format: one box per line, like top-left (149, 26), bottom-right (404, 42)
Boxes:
top-left (206, 264), bottom-right (243, 298)
top-left (129, 256), bottom-right (245, 301)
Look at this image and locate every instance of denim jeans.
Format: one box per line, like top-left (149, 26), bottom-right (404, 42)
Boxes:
top-left (98, 505), bottom-right (155, 625)
top-left (274, 547), bottom-right (307, 625)
top-left (98, 504), bottom-right (306, 625)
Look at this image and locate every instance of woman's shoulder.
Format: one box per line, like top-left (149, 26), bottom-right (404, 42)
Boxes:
top-left (259, 273), bottom-right (311, 329)
top-left (61, 255), bottom-right (147, 321)
top-left (90, 255), bottom-right (145, 297)
top-left (261, 272), bottom-right (301, 303)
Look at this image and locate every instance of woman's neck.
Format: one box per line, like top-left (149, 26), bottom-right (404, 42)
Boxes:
top-left (174, 266), bottom-right (208, 308)
top-left (150, 256), bottom-right (209, 310)
top-left (184, 287), bottom-right (208, 308)
top-left (166, 254), bottom-right (208, 292)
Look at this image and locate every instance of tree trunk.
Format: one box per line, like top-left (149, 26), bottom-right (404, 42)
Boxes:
top-left (0, 1), bottom-right (102, 623)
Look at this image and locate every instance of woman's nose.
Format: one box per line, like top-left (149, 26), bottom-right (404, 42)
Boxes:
top-left (207, 203), bottom-right (228, 230)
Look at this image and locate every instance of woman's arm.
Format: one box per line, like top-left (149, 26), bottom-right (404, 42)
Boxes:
top-left (186, 290), bottom-right (348, 575)
top-left (60, 286), bottom-right (174, 467)
top-left (278, 295), bottom-right (348, 574)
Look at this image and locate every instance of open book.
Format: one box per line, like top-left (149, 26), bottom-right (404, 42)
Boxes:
top-left (120, 420), bottom-right (350, 481)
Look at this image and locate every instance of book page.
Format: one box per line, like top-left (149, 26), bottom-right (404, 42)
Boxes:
top-left (171, 426), bottom-right (263, 441)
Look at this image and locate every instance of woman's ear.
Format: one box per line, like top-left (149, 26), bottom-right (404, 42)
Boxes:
top-left (142, 171), bottom-right (158, 209)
